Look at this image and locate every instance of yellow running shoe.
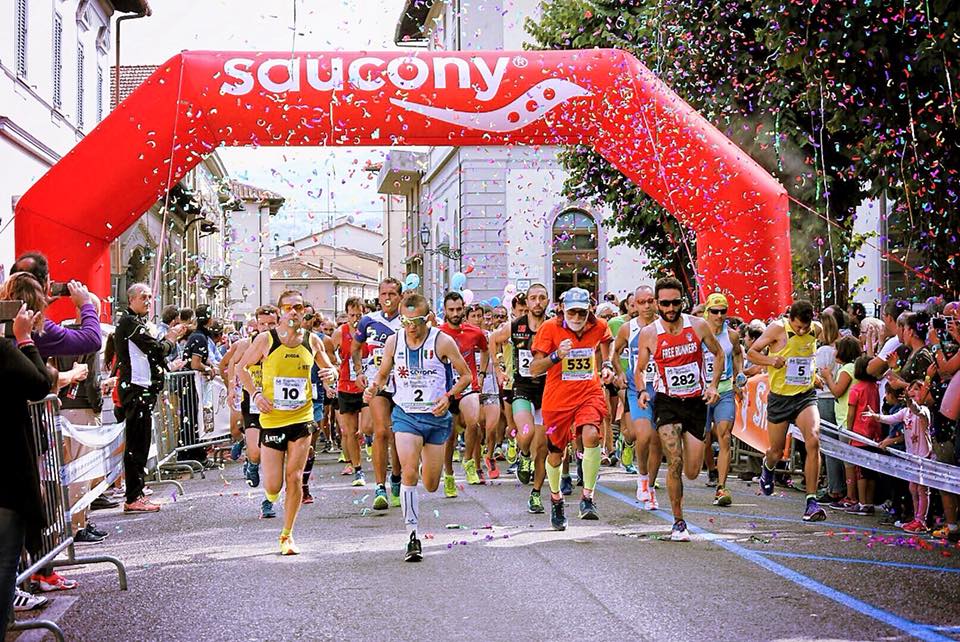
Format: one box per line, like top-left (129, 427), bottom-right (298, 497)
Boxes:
top-left (444, 474), bottom-right (458, 498)
top-left (463, 459), bottom-right (481, 485)
top-left (506, 439), bottom-right (517, 463)
top-left (621, 442), bottom-right (634, 468)
top-left (279, 534), bottom-right (300, 556)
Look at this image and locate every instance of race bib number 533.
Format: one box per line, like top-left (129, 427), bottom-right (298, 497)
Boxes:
top-left (562, 348), bottom-right (595, 381)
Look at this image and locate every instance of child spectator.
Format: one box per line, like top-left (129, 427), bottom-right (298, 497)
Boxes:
top-left (845, 355), bottom-right (881, 516)
top-left (867, 381), bottom-right (933, 533)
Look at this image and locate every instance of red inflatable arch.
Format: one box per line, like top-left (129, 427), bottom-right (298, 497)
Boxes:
top-left (15, 49), bottom-right (790, 318)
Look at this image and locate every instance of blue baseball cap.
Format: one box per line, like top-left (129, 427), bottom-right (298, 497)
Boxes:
top-left (561, 287), bottom-right (591, 310)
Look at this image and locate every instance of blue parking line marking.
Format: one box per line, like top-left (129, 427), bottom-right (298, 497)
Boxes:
top-left (596, 483), bottom-right (953, 642)
top-left (754, 550), bottom-right (960, 574)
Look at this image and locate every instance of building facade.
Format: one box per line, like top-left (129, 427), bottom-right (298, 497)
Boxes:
top-left (0, 0), bottom-right (150, 278)
top-left (381, 0), bottom-right (653, 310)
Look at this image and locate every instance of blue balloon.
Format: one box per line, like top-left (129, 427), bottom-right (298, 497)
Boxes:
top-left (403, 273), bottom-right (420, 291)
top-left (451, 272), bottom-right (467, 291)
top-left (490, 297), bottom-right (501, 307)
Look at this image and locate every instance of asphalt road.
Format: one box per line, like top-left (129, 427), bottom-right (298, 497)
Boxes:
top-left (8, 453), bottom-right (960, 642)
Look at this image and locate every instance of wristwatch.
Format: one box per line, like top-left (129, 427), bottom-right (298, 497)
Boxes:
top-left (931, 343), bottom-right (941, 355)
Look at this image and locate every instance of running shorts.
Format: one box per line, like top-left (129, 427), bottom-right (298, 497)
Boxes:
top-left (500, 388), bottom-right (514, 405)
top-left (767, 389), bottom-right (817, 425)
top-left (391, 407), bottom-right (452, 445)
top-left (654, 394), bottom-right (708, 440)
top-left (543, 394), bottom-right (609, 451)
top-left (705, 389), bottom-right (736, 428)
top-left (259, 421), bottom-right (315, 451)
top-left (448, 390), bottom-right (478, 416)
top-left (480, 393), bottom-right (499, 406)
top-left (511, 397), bottom-right (544, 426)
top-left (626, 383), bottom-right (656, 424)
top-left (338, 391), bottom-right (365, 415)
top-left (241, 411), bottom-right (261, 431)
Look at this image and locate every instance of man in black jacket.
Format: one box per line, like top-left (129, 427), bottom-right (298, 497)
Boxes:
top-left (115, 283), bottom-right (184, 513)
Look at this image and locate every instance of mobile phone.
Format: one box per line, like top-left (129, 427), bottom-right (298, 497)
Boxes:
top-left (50, 281), bottom-right (70, 297)
top-left (932, 316), bottom-right (947, 332)
top-left (0, 300), bottom-right (22, 339)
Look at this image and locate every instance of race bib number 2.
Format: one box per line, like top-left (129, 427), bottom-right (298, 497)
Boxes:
top-left (518, 349), bottom-right (533, 378)
top-left (273, 377), bottom-right (307, 410)
top-left (562, 348), bottom-right (594, 381)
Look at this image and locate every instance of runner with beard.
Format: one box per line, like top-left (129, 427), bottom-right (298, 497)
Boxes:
top-left (633, 277), bottom-right (724, 541)
top-left (530, 288), bottom-right (615, 529)
top-left (353, 279), bottom-right (405, 510)
top-left (612, 285), bottom-right (662, 509)
top-left (439, 292), bottom-right (487, 492)
top-left (490, 284), bottom-right (550, 514)
top-left (501, 293), bottom-right (527, 474)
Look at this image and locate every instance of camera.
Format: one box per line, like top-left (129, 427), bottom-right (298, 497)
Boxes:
top-left (0, 300), bottom-right (24, 339)
top-left (932, 316), bottom-right (947, 332)
top-left (49, 281), bottom-right (70, 297)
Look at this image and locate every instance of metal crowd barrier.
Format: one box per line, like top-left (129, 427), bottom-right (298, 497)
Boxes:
top-left (8, 396), bottom-right (127, 642)
top-left (792, 420), bottom-right (960, 495)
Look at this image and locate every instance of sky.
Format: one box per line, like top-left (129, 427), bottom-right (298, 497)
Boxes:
top-left (121, 0), bottom-right (415, 242)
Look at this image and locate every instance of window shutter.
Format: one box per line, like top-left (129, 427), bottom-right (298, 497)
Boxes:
top-left (53, 14), bottom-right (63, 110)
top-left (15, 0), bottom-right (28, 78)
top-left (97, 67), bottom-right (103, 121)
top-left (77, 43), bottom-right (85, 129)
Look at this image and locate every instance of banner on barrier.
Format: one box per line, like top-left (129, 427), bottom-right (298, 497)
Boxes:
top-left (732, 374), bottom-right (791, 458)
top-left (57, 417), bottom-right (125, 520)
top-left (199, 376), bottom-right (232, 441)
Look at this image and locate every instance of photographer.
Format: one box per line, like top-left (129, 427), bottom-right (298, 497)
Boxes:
top-left (0, 274), bottom-right (60, 629)
top-left (11, 253), bottom-right (101, 359)
top-left (115, 283), bottom-right (185, 513)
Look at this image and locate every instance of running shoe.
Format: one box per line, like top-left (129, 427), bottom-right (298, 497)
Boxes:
top-left (758, 463), bottom-right (775, 496)
top-left (477, 467), bottom-right (487, 485)
top-left (507, 460), bottom-right (519, 475)
top-left (902, 519), bottom-right (928, 534)
top-left (84, 521), bottom-right (108, 538)
top-left (244, 461), bottom-right (260, 488)
top-left (609, 451), bottom-right (619, 468)
top-left (506, 439), bottom-right (517, 463)
top-left (338, 451), bottom-right (347, 463)
top-left (352, 470), bottom-right (366, 487)
top-left (373, 486), bottom-right (390, 510)
top-left (13, 588), bottom-right (48, 611)
top-left (444, 474), bottom-right (458, 498)
top-left (846, 503), bottom-right (875, 516)
top-left (528, 490), bottom-right (544, 514)
top-left (578, 496), bottom-right (599, 520)
top-left (803, 499), bottom-right (827, 522)
top-left (463, 459), bottom-right (481, 485)
top-left (123, 498), bottom-right (159, 513)
top-left (453, 449), bottom-right (461, 463)
top-left (624, 463), bottom-right (638, 475)
top-left (670, 519), bottom-right (691, 542)
top-left (516, 452), bottom-right (533, 485)
top-left (32, 571), bottom-right (78, 592)
top-left (279, 534), bottom-right (300, 556)
top-left (600, 452), bottom-right (611, 466)
top-left (485, 457), bottom-right (501, 480)
top-left (931, 526), bottom-right (960, 542)
top-left (302, 487), bottom-right (314, 505)
top-left (230, 439), bottom-right (244, 461)
top-left (621, 442), bottom-right (635, 468)
top-left (260, 499), bottom-right (276, 519)
top-left (713, 486), bottom-right (733, 507)
top-left (644, 489), bottom-right (659, 511)
top-left (637, 477), bottom-right (650, 504)
top-left (404, 531), bottom-right (423, 562)
top-left (560, 475), bottom-right (574, 496)
top-left (550, 496), bottom-right (568, 531)
top-left (828, 497), bottom-right (856, 510)
top-left (706, 469), bottom-right (719, 487)
top-left (494, 446), bottom-right (505, 461)
top-left (341, 463), bottom-right (353, 476)
top-left (74, 527), bottom-right (106, 544)
top-left (390, 480), bottom-right (402, 507)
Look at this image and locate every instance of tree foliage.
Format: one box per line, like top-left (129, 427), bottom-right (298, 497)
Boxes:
top-left (527, 0), bottom-right (959, 304)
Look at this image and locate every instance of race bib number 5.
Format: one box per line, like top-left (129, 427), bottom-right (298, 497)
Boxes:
top-left (785, 357), bottom-right (813, 386)
top-left (562, 348), bottom-right (595, 381)
top-left (372, 347), bottom-right (385, 368)
top-left (273, 377), bottom-right (307, 410)
top-left (664, 362), bottom-right (701, 396)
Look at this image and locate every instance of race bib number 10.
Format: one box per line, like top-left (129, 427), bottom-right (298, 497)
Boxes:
top-left (562, 348), bottom-right (595, 381)
top-left (273, 377), bottom-right (308, 410)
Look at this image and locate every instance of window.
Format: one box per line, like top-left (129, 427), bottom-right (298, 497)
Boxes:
top-left (551, 209), bottom-right (599, 302)
top-left (76, 43), bottom-right (85, 129)
top-left (15, 0), bottom-right (27, 78)
top-left (96, 67), bottom-right (103, 121)
top-left (53, 14), bottom-right (63, 110)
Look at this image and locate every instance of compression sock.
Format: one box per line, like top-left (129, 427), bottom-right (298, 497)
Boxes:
top-left (302, 451), bottom-right (315, 486)
top-left (400, 484), bottom-right (419, 535)
top-left (546, 460), bottom-right (562, 498)
top-left (581, 446), bottom-right (601, 496)
top-left (265, 490), bottom-right (280, 503)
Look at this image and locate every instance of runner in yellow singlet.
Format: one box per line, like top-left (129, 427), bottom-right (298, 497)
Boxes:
top-left (747, 300), bottom-right (826, 522)
top-left (238, 289), bottom-right (337, 555)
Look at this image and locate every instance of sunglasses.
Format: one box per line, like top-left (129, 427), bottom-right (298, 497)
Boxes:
top-left (303, 312), bottom-right (316, 321)
top-left (400, 315), bottom-right (428, 327)
top-left (280, 303), bottom-right (306, 313)
top-left (658, 299), bottom-right (683, 308)
top-left (708, 308), bottom-right (728, 315)
top-left (493, 313), bottom-right (507, 319)
top-left (636, 298), bottom-right (655, 305)
top-left (565, 308), bottom-right (589, 318)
